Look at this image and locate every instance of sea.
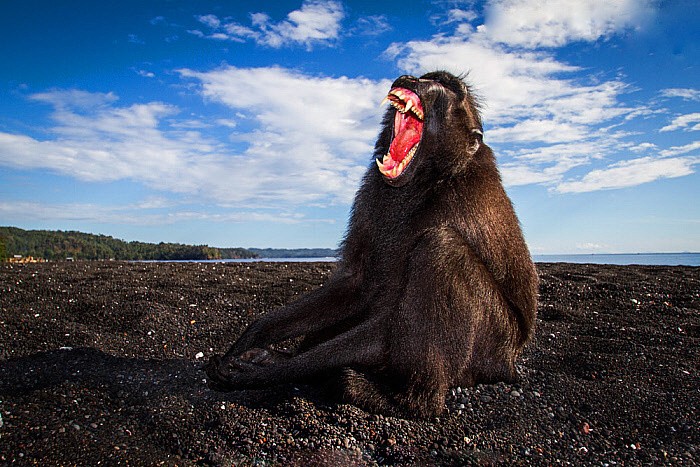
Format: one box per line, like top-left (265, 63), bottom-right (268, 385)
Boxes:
top-left (531, 253), bottom-right (700, 266)
top-left (180, 253), bottom-right (700, 266)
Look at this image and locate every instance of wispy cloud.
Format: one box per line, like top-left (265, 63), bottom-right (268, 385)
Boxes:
top-left (135, 69), bottom-right (155, 78)
top-left (128, 33), bottom-right (145, 44)
top-left (499, 141), bottom-right (607, 187)
top-left (660, 113), bottom-right (700, 132)
top-left (351, 15), bottom-right (391, 36)
top-left (0, 200), bottom-right (323, 226)
top-left (659, 141), bottom-right (700, 157)
top-left (192, 0), bottom-right (345, 50)
top-left (0, 96), bottom-right (211, 188)
top-left (661, 88), bottom-right (700, 102)
top-left (556, 156), bottom-right (700, 193)
top-left (29, 89), bottom-right (118, 109)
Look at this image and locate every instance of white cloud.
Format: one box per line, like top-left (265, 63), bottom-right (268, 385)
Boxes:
top-left (431, 8), bottom-right (479, 27)
top-left (387, 27), bottom-right (644, 191)
top-left (136, 69), bottom-right (155, 78)
top-left (576, 242), bottom-right (610, 251)
top-left (0, 201), bottom-right (319, 226)
top-left (499, 141), bottom-right (606, 186)
top-left (556, 156), bottom-right (700, 193)
top-left (178, 66), bottom-right (386, 144)
top-left (629, 142), bottom-right (658, 153)
top-left (488, 119), bottom-right (588, 144)
top-left (0, 68), bottom-right (389, 208)
top-left (388, 37), bottom-right (584, 124)
top-left (194, 0), bottom-right (345, 49)
top-left (197, 14), bottom-right (221, 29)
top-left (29, 89), bottom-right (118, 109)
top-left (661, 88), bottom-right (700, 102)
top-left (660, 113), bottom-right (700, 132)
top-left (0, 99), bottom-right (216, 190)
top-left (383, 2), bottom-right (687, 194)
top-left (178, 65), bottom-right (390, 203)
top-left (388, 35), bottom-right (636, 132)
top-left (481, 0), bottom-right (654, 48)
top-left (660, 141), bottom-right (700, 157)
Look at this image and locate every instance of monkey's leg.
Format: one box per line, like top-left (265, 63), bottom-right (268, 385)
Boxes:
top-left (220, 268), bottom-right (364, 363)
top-left (340, 369), bottom-right (404, 417)
top-left (386, 226), bottom-right (500, 418)
top-left (207, 316), bottom-right (384, 390)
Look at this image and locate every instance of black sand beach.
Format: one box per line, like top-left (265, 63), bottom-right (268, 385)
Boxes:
top-left (1, 261), bottom-right (698, 465)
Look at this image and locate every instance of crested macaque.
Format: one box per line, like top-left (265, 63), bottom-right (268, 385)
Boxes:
top-left (206, 71), bottom-right (539, 418)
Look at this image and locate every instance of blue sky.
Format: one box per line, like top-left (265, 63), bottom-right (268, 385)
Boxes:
top-left (1, 0), bottom-right (698, 254)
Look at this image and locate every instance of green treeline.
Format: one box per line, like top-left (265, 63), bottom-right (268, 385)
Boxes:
top-left (0, 227), bottom-right (257, 261)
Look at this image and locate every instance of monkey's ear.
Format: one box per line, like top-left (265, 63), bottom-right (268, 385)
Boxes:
top-left (468, 128), bottom-right (483, 154)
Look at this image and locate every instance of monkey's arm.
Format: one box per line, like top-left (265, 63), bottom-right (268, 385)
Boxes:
top-left (207, 316), bottom-right (384, 390)
top-left (221, 267), bottom-right (364, 361)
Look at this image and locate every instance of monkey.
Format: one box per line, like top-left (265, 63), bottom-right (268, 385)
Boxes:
top-left (205, 71), bottom-right (539, 418)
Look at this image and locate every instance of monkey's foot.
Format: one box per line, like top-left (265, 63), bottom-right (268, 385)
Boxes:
top-left (205, 348), bottom-right (292, 390)
top-left (204, 355), bottom-right (239, 391)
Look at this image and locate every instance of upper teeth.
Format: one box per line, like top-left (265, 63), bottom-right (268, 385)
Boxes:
top-left (383, 91), bottom-right (424, 120)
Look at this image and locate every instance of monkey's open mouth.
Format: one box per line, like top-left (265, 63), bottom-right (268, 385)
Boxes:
top-left (377, 88), bottom-right (424, 180)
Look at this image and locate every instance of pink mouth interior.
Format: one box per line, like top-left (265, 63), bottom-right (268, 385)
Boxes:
top-left (379, 88), bottom-right (424, 178)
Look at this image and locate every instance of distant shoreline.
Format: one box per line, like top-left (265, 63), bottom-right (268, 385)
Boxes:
top-left (129, 252), bottom-right (700, 267)
top-left (3, 227), bottom-right (698, 266)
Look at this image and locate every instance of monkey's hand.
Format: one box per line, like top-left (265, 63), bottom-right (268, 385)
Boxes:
top-left (205, 348), bottom-right (290, 390)
top-left (204, 355), bottom-right (243, 391)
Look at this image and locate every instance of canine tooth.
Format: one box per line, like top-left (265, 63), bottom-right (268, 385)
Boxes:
top-left (404, 100), bottom-right (413, 113)
top-left (380, 96), bottom-right (390, 107)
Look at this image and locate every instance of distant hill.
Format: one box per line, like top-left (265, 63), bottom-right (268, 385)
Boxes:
top-left (248, 248), bottom-right (338, 258)
top-left (0, 227), bottom-right (257, 261)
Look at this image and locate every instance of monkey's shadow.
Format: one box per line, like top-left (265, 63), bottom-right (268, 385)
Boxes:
top-left (0, 347), bottom-right (329, 417)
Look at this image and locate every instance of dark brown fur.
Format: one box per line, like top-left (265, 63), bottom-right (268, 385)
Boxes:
top-left (206, 71), bottom-right (539, 418)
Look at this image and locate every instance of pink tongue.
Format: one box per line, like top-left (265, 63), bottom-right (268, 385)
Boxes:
top-left (389, 112), bottom-right (422, 162)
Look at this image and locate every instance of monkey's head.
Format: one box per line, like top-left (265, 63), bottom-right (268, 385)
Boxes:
top-left (376, 71), bottom-right (483, 187)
